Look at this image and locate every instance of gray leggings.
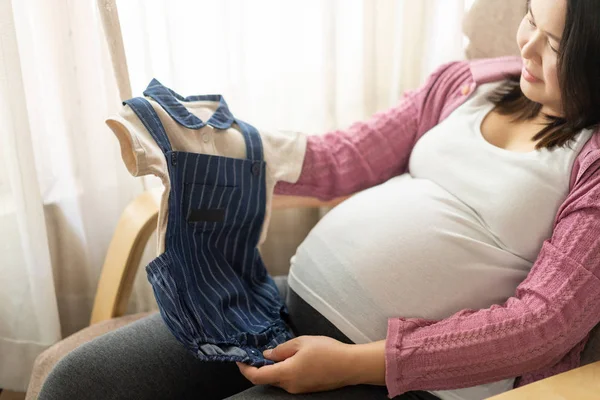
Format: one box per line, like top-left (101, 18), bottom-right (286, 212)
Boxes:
top-left (39, 276), bottom-right (438, 400)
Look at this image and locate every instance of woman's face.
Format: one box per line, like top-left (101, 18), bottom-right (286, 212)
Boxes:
top-left (516, 0), bottom-right (566, 116)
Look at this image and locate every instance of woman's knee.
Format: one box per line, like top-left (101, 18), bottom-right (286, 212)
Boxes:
top-left (38, 314), bottom-right (168, 400)
top-left (38, 339), bottom-right (114, 400)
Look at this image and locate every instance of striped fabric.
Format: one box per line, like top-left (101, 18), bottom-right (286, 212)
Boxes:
top-left (123, 80), bottom-right (294, 366)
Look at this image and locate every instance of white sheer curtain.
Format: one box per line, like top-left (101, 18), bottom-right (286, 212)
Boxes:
top-left (0, 0), bottom-right (140, 391)
top-left (0, 0), bottom-right (468, 391)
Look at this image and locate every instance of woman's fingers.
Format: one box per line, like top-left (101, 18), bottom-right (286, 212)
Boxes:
top-left (236, 338), bottom-right (305, 386)
top-left (263, 337), bottom-right (302, 361)
top-left (236, 362), bottom-right (285, 385)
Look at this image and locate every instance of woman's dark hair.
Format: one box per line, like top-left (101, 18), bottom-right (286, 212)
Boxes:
top-left (489, 0), bottom-right (600, 150)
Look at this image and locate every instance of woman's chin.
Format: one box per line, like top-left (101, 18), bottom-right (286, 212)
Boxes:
top-left (520, 78), bottom-right (541, 103)
top-left (520, 79), bottom-right (562, 116)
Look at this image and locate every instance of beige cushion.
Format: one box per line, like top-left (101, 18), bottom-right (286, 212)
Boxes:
top-left (25, 312), bottom-right (155, 400)
top-left (463, 0), bottom-right (526, 59)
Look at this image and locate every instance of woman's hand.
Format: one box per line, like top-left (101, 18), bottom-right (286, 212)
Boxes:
top-left (236, 336), bottom-right (364, 394)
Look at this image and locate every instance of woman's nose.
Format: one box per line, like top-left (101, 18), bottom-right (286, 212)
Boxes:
top-left (521, 32), bottom-right (543, 64)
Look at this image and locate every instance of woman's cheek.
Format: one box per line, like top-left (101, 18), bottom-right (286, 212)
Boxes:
top-left (546, 63), bottom-right (560, 99)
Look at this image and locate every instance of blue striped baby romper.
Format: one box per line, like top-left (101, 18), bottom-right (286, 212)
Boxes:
top-left (123, 79), bottom-right (295, 366)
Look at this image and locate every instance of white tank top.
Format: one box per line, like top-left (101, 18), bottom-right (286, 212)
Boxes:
top-left (287, 82), bottom-right (593, 400)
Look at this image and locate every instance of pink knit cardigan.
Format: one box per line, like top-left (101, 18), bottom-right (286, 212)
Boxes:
top-left (275, 56), bottom-right (600, 397)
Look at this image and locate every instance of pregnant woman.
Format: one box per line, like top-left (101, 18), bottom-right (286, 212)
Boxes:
top-left (39, 0), bottom-right (600, 399)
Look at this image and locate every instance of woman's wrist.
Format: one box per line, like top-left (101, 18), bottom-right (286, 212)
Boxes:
top-left (346, 340), bottom-right (387, 386)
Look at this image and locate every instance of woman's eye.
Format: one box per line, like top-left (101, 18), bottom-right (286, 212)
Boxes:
top-left (527, 18), bottom-right (536, 28)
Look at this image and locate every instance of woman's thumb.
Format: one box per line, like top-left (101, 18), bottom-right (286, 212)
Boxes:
top-left (263, 338), bottom-right (301, 361)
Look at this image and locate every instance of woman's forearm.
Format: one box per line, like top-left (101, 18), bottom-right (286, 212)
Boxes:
top-left (347, 339), bottom-right (387, 386)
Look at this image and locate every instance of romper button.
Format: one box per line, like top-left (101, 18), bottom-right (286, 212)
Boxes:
top-left (251, 163), bottom-right (261, 176)
top-left (202, 133), bottom-right (210, 143)
top-left (461, 84), bottom-right (471, 96)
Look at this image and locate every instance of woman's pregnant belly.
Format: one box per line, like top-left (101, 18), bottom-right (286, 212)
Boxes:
top-left (288, 173), bottom-right (532, 343)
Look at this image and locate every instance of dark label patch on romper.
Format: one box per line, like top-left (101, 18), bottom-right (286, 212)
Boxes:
top-left (187, 208), bottom-right (226, 223)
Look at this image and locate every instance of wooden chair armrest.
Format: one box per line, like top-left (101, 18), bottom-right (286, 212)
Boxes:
top-left (487, 361), bottom-right (600, 400)
top-left (89, 188), bottom-right (161, 325)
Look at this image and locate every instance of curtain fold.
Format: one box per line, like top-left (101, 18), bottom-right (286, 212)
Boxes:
top-left (0, 0), bottom-right (61, 391)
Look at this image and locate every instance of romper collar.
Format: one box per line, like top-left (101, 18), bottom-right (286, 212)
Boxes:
top-left (143, 78), bottom-right (235, 130)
